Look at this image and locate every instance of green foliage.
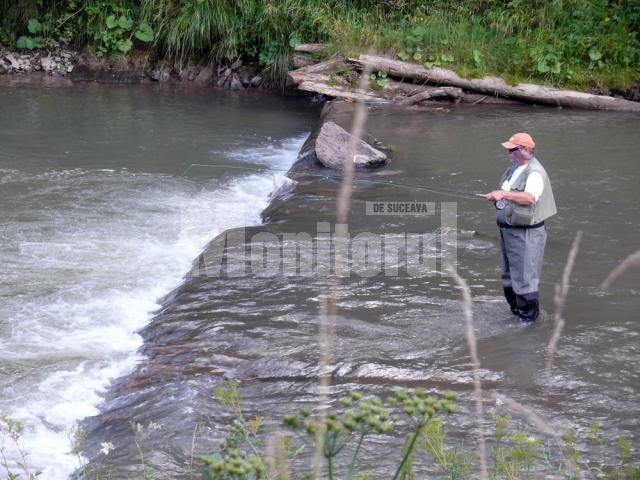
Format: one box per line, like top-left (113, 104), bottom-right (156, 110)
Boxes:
top-left (325, 0), bottom-right (640, 90)
top-left (2, 0), bottom-right (638, 90)
top-left (85, 0), bottom-right (153, 57)
top-left (214, 379), bottom-right (243, 419)
top-left (203, 450), bottom-right (266, 480)
top-left (3, 0), bottom-right (153, 57)
top-left (210, 383), bottom-right (458, 480)
top-left (369, 70), bottom-right (387, 88)
top-left (0, 414), bottom-right (42, 479)
top-left (421, 417), bottom-right (473, 480)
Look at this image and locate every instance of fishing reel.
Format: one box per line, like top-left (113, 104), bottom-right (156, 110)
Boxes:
top-left (495, 199), bottom-right (508, 210)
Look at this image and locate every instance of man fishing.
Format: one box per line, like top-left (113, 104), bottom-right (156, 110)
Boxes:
top-left (483, 133), bottom-right (557, 323)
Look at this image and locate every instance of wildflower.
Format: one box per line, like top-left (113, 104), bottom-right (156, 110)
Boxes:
top-left (132, 422), bottom-right (143, 434)
top-left (100, 442), bottom-right (114, 456)
top-left (495, 397), bottom-right (504, 408)
top-left (147, 421), bottom-right (161, 431)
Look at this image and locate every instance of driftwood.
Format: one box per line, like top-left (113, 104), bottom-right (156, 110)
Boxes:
top-left (458, 93), bottom-right (523, 105)
top-left (287, 58), bottom-right (348, 86)
top-left (397, 86), bottom-right (462, 105)
top-left (293, 53), bottom-right (317, 69)
top-left (297, 80), bottom-right (388, 103)
top-left (379, 79), bottom-right (430, 97)
top-left (294, 43), bottom-right (326, 54)
top-left (351, 54), bottom-right (640, 112)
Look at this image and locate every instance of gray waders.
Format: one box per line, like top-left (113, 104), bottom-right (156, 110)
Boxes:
top-left (497, 222), bottom-right (547, 322)
top-left (495, 157), bottom-right (556, 323)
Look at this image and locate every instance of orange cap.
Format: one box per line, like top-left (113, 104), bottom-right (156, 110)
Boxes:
top-left (501, 132), bottom-right (535, 149)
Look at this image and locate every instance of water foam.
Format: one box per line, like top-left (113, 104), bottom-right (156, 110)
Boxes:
top-left (0, 134), bottom-right (306, 478)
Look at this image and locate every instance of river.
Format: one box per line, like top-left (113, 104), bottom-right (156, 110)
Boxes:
top-left (1, 84), bottom-right (638, 479)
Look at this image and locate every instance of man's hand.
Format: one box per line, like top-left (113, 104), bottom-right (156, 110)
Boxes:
top-left (483, 190), bottom-right (507, 202)
top-left (483, 190), bottom-right (535, 205)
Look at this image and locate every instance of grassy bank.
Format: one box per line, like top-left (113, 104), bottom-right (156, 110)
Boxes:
top-left (1, 1), bottom-right (639, 91)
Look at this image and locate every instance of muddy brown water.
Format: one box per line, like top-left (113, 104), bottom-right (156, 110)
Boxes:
top-left (1, 83), bottom-right (638, 478)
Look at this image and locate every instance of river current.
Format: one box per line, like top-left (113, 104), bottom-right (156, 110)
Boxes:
top-left (1, 84), bottom-right (639, 478)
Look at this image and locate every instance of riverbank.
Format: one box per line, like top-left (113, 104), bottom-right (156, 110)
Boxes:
top-left (2, 0), bottom-right (639, 95)
top-left (3, 45), bottom-right (640, 115)
top-left (0, 47), bottom-right (268, 89)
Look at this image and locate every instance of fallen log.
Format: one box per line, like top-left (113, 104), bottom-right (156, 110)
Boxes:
top-left (397, 86), bottom-right (462, 105)
top-left (297, 80), bottom-right (388, 103)
top-left (294, 43), bottom-right (326, 54)
top-left (287, 57), bottom-right (348, 87)
top-left (379, 78), bottom-right (430, 97)
top-left (458, 93), bottom-right (523, 105)
top-left (293, 53), bottom-right (317, 69)
top-left (350, 54), bottom-right (640, 112)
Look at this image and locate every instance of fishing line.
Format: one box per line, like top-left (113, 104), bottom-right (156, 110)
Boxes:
top-left (182, 163), bottom-right (486, 200)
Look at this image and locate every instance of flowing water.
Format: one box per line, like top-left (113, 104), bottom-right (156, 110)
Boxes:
top-left (0, 83), bottom-right (318, 478)
top-left (1, 85), bottom-right (638, 479)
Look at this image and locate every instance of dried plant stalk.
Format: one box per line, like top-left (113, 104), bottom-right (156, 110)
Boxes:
top-left (546, 230), bottom-right (582, 373)
top-left (495, 394), bottom-right (584, 480)
top-left (311, 55), bottom-right (374, 479)
top-left (446, 265), bottom-right (488, 480)
top-left (601, 250), bottom-right (640, 290)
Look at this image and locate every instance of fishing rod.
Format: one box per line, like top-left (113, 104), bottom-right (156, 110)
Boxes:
top-left (182, 163), bottom-right (486, 200)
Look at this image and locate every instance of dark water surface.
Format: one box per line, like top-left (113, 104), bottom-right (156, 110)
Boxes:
top-left (2, 84), bottom-right (639, 478)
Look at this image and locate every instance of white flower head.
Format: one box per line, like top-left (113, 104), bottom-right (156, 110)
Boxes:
top-left (100, 442), bottom-right (114, 456)
top-left (147, 421), bottom-right (162, 431)
top-left (495, 397), bottom-right (504, 408)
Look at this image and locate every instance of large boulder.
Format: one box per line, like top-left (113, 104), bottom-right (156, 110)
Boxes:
top-left (315, 121), bottom-right (388, 169)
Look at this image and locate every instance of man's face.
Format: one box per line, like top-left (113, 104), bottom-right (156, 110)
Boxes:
top-left (506, 146), bottom-right (532, 162)
top-left (506, 146), bottom-right (519, 162)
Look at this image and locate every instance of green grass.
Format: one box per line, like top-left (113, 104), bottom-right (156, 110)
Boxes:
top-left (1, 0), bottom-right (639, 92)
top-left (322, 0), bottom-right (640, 92)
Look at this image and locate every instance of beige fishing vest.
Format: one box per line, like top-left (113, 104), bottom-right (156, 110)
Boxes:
top-left (498, 158), bottom-right (557, 226)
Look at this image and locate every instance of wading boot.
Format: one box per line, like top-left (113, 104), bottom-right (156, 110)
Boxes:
top-left (516, 292), bottom-right (540, 324)
top-left (503, 286), bottom-right (519, 315)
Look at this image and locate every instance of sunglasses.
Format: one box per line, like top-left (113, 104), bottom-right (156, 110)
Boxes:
top-left (507, 146), bottom-right (520, 153)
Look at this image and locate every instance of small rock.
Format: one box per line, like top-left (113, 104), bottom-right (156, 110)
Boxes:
top-left (250, 75), bottom-right (263, 87)
top-left (187, 70), bottom-right (196, 81)
top-left (34, 64), bottom-right (42, 71)
top-left (193, 64), bottom-right (214, 84)
top-left (4, 54), bottom-right (19, 69)
top-left (148, 69), bottom-right (160, 80)
top-left (66, 65), bottom-right (73, 73)
top-left (229, 75), bottom-right (244, 91)
top-left (230, 59), bottom-right (242, 70)
top-left (41, 55), bottom-right (56, 72)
